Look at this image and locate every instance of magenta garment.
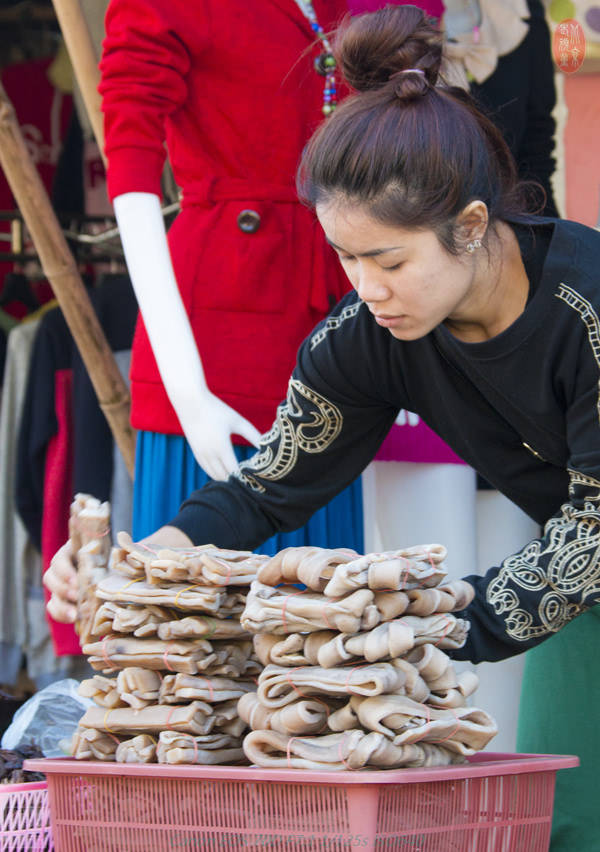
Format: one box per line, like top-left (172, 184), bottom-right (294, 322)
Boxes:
top-left (376, 416), bottom-right (466, 464)
top-left (347, 1), bottom-right (445, 18)
top-left (41, 369), bottom-right (82, 656)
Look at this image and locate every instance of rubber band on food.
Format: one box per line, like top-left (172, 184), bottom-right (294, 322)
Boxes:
top-left (313, 696), bottom-right (332, 734)
top-left (411, 703), bottom-right (432, 744)
top-left (219, 558), bottom-right (232, 587)
top-left (117, 577), bottom-right (143, 599)
top-left (337, 732), bottom-right (354, 770)
top-left (285, 666), bottom-right (311, 701)
top-left (136, 541), bottom-right (160, 556)
top-left (101, 635), bottom-right (116, 671)
top-left (165, 706), bottom-right (175, 730)
top-left (400, 557), bottom-right (411, 591)
top-left (344, 663), bottom-right (368, 695)
top-left (201, 677), bottom-right (214, 702)
top-left (103, 710), bottom-right (117, 734)
top-left (198, 615), bottom-right (218, 639)
top-left (174, 584), bottom-right (202, 608)
top-left (286, 736), bottom-right (298, 769)
top-left (433, 615), bottom-right (453, 647)
top-left (321, 596), bottom-right (341, 630)
top-left (280, 589), bottom-right (306, 632)
top-left (163, 643), bottom-right (175, 672)
top-left (428, 709), bottom-right (461, 745)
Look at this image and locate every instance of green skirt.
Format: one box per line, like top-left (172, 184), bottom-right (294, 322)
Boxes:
top-left (517, 608), bottom-right (600, 851)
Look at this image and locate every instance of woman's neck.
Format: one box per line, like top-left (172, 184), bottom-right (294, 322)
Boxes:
top-left (445, 222), bottom-right (530, 343)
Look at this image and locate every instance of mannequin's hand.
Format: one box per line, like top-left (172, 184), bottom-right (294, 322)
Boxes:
top-left (180, 390), bottom-right (262, 481)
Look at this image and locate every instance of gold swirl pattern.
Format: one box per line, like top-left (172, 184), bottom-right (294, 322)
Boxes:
top-left (234, 379), bottom-right (343, 494)
top-left (486, 469), bottom-right (600, 642)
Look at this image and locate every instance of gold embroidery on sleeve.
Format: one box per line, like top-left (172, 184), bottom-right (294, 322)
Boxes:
top-left (556, 283), bottom-right (600, 423)
top-left (310, 301), bottom-right (362, 350)
top-left (233, 379), bottom-right (343, 493)
top-left (486, 469), bottom-right (600, 642)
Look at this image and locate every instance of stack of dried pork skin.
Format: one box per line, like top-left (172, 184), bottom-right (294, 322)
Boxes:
top-left (71, 527), bottom-right (266, 764)
top-left (69, 494), bottom-right (111, 648)
top-left (239, 544), bottom-right (498, 769)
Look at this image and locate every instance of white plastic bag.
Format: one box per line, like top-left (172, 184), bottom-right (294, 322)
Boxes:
top-left (1, 679), bottom-right (93, 757)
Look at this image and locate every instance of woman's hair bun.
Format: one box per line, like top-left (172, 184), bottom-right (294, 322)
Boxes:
top-left (334, 5), bottom-right (443, 99)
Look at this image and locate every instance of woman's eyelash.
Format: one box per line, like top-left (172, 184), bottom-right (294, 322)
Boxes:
top-left (338, 255), bottom-right (402, 270)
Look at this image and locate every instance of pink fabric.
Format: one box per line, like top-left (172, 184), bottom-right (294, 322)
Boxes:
top-left (348, 1), bottom-right (445, 18)
top-left (375, 417), bottom-right (466, 465)
top-left (41, 369), bottom-right (82, 656)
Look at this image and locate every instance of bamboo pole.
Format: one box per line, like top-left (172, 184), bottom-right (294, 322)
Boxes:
top-left (0, 81), bottom-right (136, 477)
top-left (51, 0), bottom-right (106, 167)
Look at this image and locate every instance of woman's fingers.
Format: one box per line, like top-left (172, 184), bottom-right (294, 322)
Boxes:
top-left (44, 541), bottom-right (78, 623)
top-left (46, 594), bottom-right (77, 624)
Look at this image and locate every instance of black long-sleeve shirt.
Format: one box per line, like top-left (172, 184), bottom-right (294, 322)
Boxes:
top-left (171, 216), bottom-right (600, 663)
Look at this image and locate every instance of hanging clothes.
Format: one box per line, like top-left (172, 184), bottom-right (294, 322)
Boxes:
top-left (0, 320), bottom-right (42, 683)
top-left (16, 308), bottom-right (73, 551)
top-left (0, 318), bottom-right (84, 685)
top-left (0, 308), bottom-right (18, 387)
top-left (14, 307), bottom-right (80, 654)
top-left (72, 273), bottom-right (137, 535)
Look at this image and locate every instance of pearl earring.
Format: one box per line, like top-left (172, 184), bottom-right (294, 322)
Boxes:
top-left (466, 238), bottom-right (482, 254)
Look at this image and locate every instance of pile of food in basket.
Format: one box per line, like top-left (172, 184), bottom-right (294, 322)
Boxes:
top-left (68, 494), bottom-right (498, 769)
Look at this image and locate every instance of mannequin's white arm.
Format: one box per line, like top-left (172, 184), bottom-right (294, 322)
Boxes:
top-left (114, 192), bottom-right (261, 480)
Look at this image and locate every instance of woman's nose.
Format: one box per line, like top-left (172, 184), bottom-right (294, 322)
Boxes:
top-left (355, 264), bottom-right (388, 302)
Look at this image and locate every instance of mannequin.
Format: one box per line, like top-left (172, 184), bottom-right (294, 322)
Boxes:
top-left (99, 0), bottom-right (363, 550)
top-left (113, 192), bottom-right (260, 481)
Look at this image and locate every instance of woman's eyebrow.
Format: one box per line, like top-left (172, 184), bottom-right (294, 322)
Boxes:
top-left (325, 237), bottom-right (404, 257)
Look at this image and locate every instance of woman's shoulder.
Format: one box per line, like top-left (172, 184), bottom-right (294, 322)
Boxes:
top-left (551, 218), bottom-right (600, 290)
top-left (515, 215), bottom-right (600, 294)
top-left (297, 290), bottom-right (404, 402)
top-left (307, 291), bottom-right (367, 352)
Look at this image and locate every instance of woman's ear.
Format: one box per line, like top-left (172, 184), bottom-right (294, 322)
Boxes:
top-left (455, 200), bottom-right (489, 249)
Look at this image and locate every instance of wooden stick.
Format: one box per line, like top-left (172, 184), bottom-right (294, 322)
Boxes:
top-left (0, 81), bottom-right (135, 477)
top-left (51, 0), bottom-right (106, 166)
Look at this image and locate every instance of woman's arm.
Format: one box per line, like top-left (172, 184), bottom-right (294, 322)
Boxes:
top-left (454, 352), bottom-right (600, 663)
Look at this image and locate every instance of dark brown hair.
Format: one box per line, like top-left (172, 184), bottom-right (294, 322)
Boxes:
top-left (297, 5), bottom-right (536, 254)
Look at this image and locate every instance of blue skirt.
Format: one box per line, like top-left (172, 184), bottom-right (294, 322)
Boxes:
top-left (133, 431), bottom-right (364, 556)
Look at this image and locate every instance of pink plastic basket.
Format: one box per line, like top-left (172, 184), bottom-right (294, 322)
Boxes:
top-left (26, 752), bottom-right (578, 852)
top-left (0, 780), bottom-right (53, 851)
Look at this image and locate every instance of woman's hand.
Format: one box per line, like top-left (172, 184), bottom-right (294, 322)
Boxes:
top-left (43, 526), bottom-right (195, 624)
top-left (44, 541), bottom-right (78, 623)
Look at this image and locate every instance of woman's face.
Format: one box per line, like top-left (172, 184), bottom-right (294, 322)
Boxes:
top-left (317, 201), bottom-right (480, 342)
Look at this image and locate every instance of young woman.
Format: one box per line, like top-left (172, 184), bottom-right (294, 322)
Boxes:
top-left (47, 6), bottom-right (598, 848)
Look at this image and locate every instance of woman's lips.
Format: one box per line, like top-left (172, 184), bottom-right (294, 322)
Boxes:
top-left (374, 314), bottom-right (405, 328)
